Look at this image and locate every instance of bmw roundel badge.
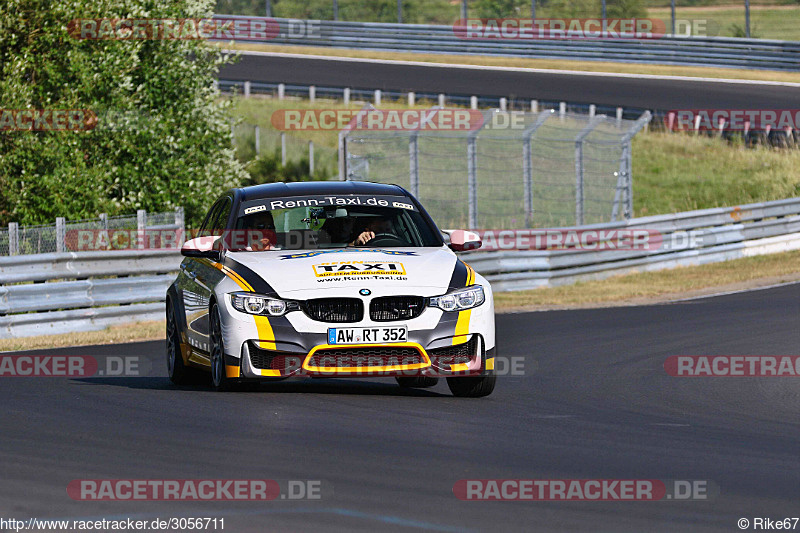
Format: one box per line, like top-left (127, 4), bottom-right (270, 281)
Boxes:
top-left (359, 289), bottom-right (371, 296)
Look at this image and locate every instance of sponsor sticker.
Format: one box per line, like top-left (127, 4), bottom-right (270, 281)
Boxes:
top-left (243, 205), bottom-right (267, 215)
top-left (312, 261), bottom-right (406, 278)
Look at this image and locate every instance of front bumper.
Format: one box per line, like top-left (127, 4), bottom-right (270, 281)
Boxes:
top-left (237, 333), bottom-right (493, 379)
top-left (219, 286), bottom-right (496, 380)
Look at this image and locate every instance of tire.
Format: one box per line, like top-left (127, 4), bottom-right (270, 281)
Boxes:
top-left (446, 374), bottom-right (496, 398)
top-left (396, 376), bottom-right (439, 388)
top-left (210, 304), bottom-right (238, 392)
top-left (166, 301), bottom-right (191, 385)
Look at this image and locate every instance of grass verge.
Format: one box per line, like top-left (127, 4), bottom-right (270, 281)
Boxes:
top-left (493, 249), bottom-right (800, 311)
top-left (0, 321), bottom-right (165, 353)
top-left (222, 43), bottom-right (800, 84)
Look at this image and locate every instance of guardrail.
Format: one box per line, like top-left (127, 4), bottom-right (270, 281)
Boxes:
top-left (1, 197), bottom-right (798, 339)
top-left (214, 16), bottom-right (800, 71)
top-left (461, 197), bottom-right (800, 291)
top-left (0, 250), bottom-right (182, 338)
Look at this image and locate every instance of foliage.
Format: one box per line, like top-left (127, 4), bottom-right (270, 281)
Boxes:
top-left (0, 0), bottom-right (248, 226)
top-left (243, 150), bottom-right (328, 186)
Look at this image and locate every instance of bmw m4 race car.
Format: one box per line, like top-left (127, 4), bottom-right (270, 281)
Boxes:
top-left (166, 181), bottom-right (495, 397)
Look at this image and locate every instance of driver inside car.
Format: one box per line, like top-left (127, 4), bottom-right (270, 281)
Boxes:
top-left (350, 216), bottom-right (393, 246)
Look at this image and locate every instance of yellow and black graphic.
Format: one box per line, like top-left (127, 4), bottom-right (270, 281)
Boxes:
top-left (313, 261), bottom-right (406, 278)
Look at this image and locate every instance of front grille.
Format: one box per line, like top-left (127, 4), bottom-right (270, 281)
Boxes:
top-left (369, 296), bottom-right (426, 322)
top-left (248, 342), bottom-right (303, 371)
top-left (302, 298), bottom-right (363, 323)
top-left (308, 346), bottom-right (423, 368)
top-left (428, 336), bottom-right (479, 366)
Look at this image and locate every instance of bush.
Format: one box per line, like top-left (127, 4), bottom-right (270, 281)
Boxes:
top-left (0, 0), bottom-right (248, 226)
top-left (243, 150), bottom-right (329, 186)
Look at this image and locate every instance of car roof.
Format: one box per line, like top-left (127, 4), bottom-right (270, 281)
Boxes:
top-left (237, 181), bottom-right (408, 202)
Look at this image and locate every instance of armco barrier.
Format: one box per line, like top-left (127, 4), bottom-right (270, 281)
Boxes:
top-left (1, 197), bottom-right (798, 338)
top-left (213, 16), bottom-right (800, 71)
top-left (461, 197), bottom-right (800, 291)
top-left (0, 250), bottom-right (182, 338)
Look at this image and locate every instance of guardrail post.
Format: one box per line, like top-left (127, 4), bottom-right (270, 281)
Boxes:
top-left (278, 83), bottom-right (285, 100)
top-left (409, 131), bottom-right (419, 198)
top-left (616, 107), bottom-right (623, 127)
top-left (531, 100), bottom-right (538, 113)
top-left (55, 217), bottom-right (65, 253)
top-left (408, 92), bottom-right (415, 107)
top-left (344, 87), bottom-right (350, 105)
top-left (589, 104), bottom-right (596, 117)
top-left (522, 110), bottom-right (553, 228)
top-left (574, 115), bottom-right (605, 226)
top-left (499, 98), bottom-right (507, 111)
top-left (559, 102), bottom-right (566, 121)
top-left (254, 125), bottom-right (260, 155)
top-left (309, 85), bottom-right (316, 102)
top-left (136, 210), bottom-right (146, 250)
top-left (99, 213), bottom-right (108, 230)
top-left (438, 93), bottom-right (446, 107)
top-left (470, 96), bottom-right (478, 110)
top-left (309, 140), bottom-right (315, 175)
top-left (374, 90), bottom-right (381, 106)
top-left (243, 80), bottom-right (251, 98)
top-left (8, 223), bottom-right (18, 256)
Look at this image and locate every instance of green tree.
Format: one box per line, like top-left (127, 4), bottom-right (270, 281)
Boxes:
top-left (0, 0), bottom-right (247, 226)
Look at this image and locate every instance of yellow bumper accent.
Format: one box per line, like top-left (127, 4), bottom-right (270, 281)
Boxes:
top-left (302, 342), bottom-right (431, 374)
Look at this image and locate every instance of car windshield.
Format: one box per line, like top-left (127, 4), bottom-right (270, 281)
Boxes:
top-left (231, 195), bottom-right (441, 251)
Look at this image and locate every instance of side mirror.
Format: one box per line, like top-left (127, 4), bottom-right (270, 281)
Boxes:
top-left (181, 236), bottom-right (221, 262)
top-left (448, 230), bottom-right (482, 252)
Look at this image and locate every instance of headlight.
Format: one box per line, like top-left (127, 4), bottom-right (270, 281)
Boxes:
top-left (230, 293), bottom-right (298, 316)
top-left (429, 285), bottom-right (485, 312)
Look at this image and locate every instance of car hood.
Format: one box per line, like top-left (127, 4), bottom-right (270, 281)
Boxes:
top-left (225, 247), bottom-right (458, 299)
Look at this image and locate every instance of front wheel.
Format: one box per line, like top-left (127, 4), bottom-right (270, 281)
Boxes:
top-left (447, 374), bottom-right (496, 398)
top-left (166, 301), bottom-right (190, 385)
top-left (210, 304), bottom-right (238, 391)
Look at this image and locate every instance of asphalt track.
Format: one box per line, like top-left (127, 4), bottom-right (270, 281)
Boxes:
top-left (1, 283), bottom-right (799, 532)
top-left (221, 52), bottom-right (800, 111)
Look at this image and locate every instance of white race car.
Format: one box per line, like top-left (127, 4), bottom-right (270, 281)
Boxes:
top-left (166, 181), bottom-right (495, 397)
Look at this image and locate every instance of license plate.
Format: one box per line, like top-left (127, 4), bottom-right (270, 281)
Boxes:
top-left (328, 326), bottom-right (407, 345)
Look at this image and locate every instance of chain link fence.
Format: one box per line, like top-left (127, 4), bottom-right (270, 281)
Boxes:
top-left (341, 107), bottom-right (651, 229)
top-left (0, 209), bottom-right (184, 256)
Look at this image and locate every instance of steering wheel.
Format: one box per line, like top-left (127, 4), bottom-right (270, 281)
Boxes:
top-left (364, 232), bottom-right (406, 247)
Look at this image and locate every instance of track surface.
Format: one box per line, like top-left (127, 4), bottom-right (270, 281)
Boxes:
top-left (221, 53), bottom-right (800, 110)
top-left (1, 283), bottom-right (799, 532)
